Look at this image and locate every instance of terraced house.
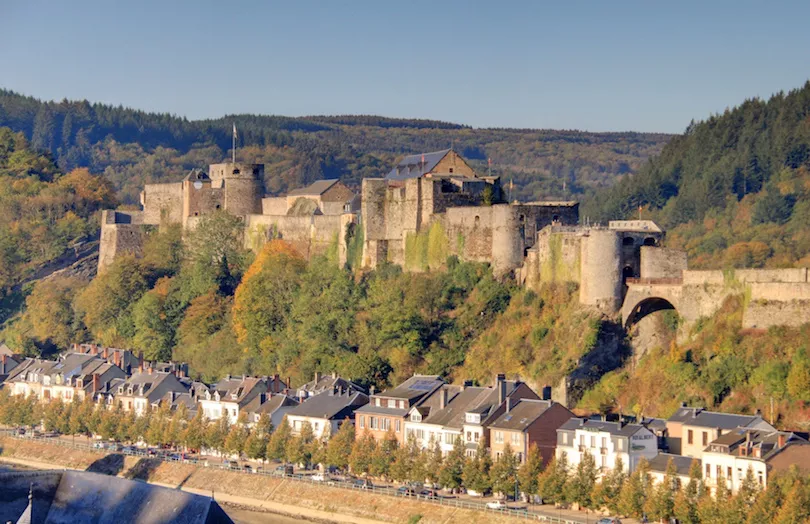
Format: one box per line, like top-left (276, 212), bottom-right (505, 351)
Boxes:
top-left (488, 398), bottom-right (573, 465)
top-left (199, 375), bottom-right (287, 424)
top-left (556, 417), bottom-right (659, 474)
top-left (356, 375), bottom-right (444, 445)
top-left (114, 369), bottom-right (189, 415)
top-left (286, 387), bottom-right (369, 439)
top-left (665, 404), bottom-right (775, 458)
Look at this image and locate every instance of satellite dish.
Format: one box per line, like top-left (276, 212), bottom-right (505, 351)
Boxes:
top-left (193, 181), bottom-right (203, 190)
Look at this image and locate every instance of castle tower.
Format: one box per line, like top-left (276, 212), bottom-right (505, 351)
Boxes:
top-left (579, 229), bottom-right (623, 313)
top-left (208, 162), bottom-right (264, 216)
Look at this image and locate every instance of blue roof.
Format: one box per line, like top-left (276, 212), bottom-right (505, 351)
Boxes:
top-left (386, 149), bottom-right (451, 181)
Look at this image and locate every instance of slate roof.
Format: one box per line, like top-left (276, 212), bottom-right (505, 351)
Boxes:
top-left (0, 342), bottom-right (15, 356)
top-left (243, 393), bottom-right (299, 416)
top-left (354, 404), bottom-right (409, 416)
top-left (386, 149), bottom-right (452, 181)
top-left (288, 179), bottom-right (339, 196)
top-left (667, 406), bottom-right (773, 431)
top-left (558, 417), bottom-right (646, 437)
top-left (209, 376), bottom-right (267, 406)
top-left (706, 428), bottom-right (807, 459)
top-left (648, 452), bottom-right (697, 476)
top-left (296, 374), bottom-right (365, 397)
top-left (374, 375), bottom-right (444, 402)
top-left (287, 390), bottom-right (368, 421)
top-left (421, 383), bottom-right (524, 429)
top-left (490, 399), bottom-right (555, 431)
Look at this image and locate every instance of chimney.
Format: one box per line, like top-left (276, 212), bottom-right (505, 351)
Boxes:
top-left (1, 354), bottom-right (6, 369)
top-left (777, 433), bottom-right (786, 448)
top-left (369, 385), bottom-right (375, 396)
top-left (287, 376), bottom-right (291, 388)
top-left (332, 371), bottom-right (337, 379)
top-left (170, 391), bottom-right (175, 402)
top-left (92, 373), bottom-right (100, 393)
top-left (755, 408), bottom-right (762, 418)
top-left (497, 373), bottom-right (506, 405)
top-left (102, 347), bottom-right (109, 359)
top-left (506, 397), bottom-right (513, 413)
top-left (439, 388), bottom-right (448, 410)
top-left (314, 371), bottom-right (322, 383)
top-left (541, 385), bottom-right (552, 401)
top-left (138, 351), bottom-right (144, 369)
top-left (90, 346), bottom-right (98, 356)
top-left (138, 363), bottom-right (143, 374)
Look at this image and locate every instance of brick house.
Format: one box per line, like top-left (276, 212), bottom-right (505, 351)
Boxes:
top-left (666, 404), bottom-right (774, 458)
top-left (488, 399), bottom-right (574, 465)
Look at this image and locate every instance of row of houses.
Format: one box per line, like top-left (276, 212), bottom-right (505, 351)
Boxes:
top-left (2, 344), bottom-right (808, 492)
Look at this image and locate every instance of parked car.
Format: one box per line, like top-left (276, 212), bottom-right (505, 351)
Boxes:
top-left (353, 478), bottom-right (372, 489)
top-left (486, 500), bottom-right (507, 510)
top-left (242, 464), bottom-right (253, 473)
top-left (311, 473), bottom-right (326, 482)
top-left (596, 519), bottom-right (622, 524)
top-left (397, 486), bottom-right (416, 497)
top-left (274, 465), bottom-right (294, 476)
top-left (419, 489), bottom-right (438, 499)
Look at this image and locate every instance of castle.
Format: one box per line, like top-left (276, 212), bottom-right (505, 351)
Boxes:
top-left (99, 149), bottom-right (810, 331)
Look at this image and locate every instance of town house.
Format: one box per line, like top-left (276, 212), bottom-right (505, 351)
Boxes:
top-left (701, 429), bottom-right (808, 493)
top-left (199, 375), bottom-right (285, 424)
top-left (556, 417), bottom-right (658, 474)
top-left (666, 404), bottom-right (775, 458)
top-left (286, 387), bottom-right (369, 439)
top-left (295, 371), bottom-right (364, 400)
top-left (488, 398), bottom-right (573, 465)
top-left (356, 375), bottom-right (444, 445)
top-left (114, 369), bottom-right (189, 415)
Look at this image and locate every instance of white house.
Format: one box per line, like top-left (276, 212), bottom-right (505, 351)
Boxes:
top-left (285, 388), bottom-right (368, 439)
top-left (556, 418), bottom-right (659, 475)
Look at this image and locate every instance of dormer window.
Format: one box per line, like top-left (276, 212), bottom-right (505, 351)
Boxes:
top-left (118, 386), bottom-right (124, 394)
top-left (465, 413), bottom-right (481, 424)
top-left (231, 393), bottom-right (239, 400)
top-left (411, 413), bottom-right (421, 422)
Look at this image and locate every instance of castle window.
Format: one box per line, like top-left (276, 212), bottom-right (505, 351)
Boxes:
top-left (643, 237), bottom-right (656, 246)
top-left (474, 215), bottom-right (480, 226)
top-left (552, 215), bottom-right (560, 223)
top-left (194, 212), bottom-right (199, 216)
top-left (252, 168), bottom-right (259, 175)
top-left (216, 205), bottom-right (221, 209)
top-left (622, 237), bottom-right (635, 246)
top-left (232, 169), bottom-right (240, 175)
top-left (449, 168), bottom-right (454, 173)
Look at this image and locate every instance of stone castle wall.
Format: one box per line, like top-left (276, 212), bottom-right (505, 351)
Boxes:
top-left (98, 210), bottom-right (149, 271)
top-left (140, 182), bottom-right (183, 225)
top-left (639, 246), bottom-right (687, 279)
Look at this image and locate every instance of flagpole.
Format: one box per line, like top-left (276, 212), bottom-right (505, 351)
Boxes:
top-left (232, 123), bottom-right (236, 164)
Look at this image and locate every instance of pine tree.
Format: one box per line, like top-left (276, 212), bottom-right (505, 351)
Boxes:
top-left (675, 458), bottom-right (704, 524)
top-left (567, 450), bottom-right (597, 509)
top-left (592, 456), bottom-right (625, 514)
top-left (206, 416), bottom-right (229, 455)
top-left (408, 438), bottom-right (429, 484)
top-left (439, 436), bottom-right (465, 491)
top-left (490, 443), bottom-right (519, 499)
top-left (324, 419), bottom-right (354, 471)
top-left (389, 441), bottom-right (412, 483)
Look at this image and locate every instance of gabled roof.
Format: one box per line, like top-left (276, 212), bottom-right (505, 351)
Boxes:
top-left (0, 342), bottom-right (15, 357)
top-left (296, 375), bottom-right (365, 397)
top-left (421, 381), bottom-right (526, 429)
top-left (667, 406), bottom-right (774, 431)
top-left (287, 179), bottom-right (339, 197)
top-left (243, 393), bottom-right (299, 416)
top-left (490, 399), bottom-right (556, 431)
top-left (648, 452), bottom-right (697, 476)
top-left (374, 375), bottom-right (444, 402)
top-left (558, 417), bottom-right (647, 437)
top-left (287, 390), bottom-right (368, 420)
top-left (386, 149), bottom-right (452, 181)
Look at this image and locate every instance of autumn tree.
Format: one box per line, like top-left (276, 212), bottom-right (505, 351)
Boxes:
top-left (325, 419), bottom-right (354, 471)
top-left (349, 431), bottom-right (376, 476)
top-left (538, 454), bottom-right (568, 505)
top-left (567, 451), bottom-right (597, 509)
top-left (438, 436), bottom-right (465, 491)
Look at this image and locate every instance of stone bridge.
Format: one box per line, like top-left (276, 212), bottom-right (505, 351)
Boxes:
top-left (620, 276), bottom-right (735, 328)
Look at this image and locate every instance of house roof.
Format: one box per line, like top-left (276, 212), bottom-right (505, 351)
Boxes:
top-left (648, 452), bottom-right (697, 476)
top-left (558, 417), bottom-right (646, 437)
top-left (243, 393), bottom-right (299, 416)
top-left (296, 375), bottom-right (365, 396)
top-left (706, 428), bottom-right (807, 459)
top-left (386, 149), bottom-right (453, 181)
top-left (209, 376), bottom-right (267, 406)
top-left (287, 390), bottom-right (368, 421)
top-left (667, 406), bottom-right (773, 431)
top-left (375, 375), bottom-right (444, 401)
top-left (489, 399), bottom-right (554, 431)
top-left (0, 343), bottom-right (15, 357)
top-left (354, 404), bottom-right (409, 417)
top-left (287, 179), bottom-right (339, 197)
top-left (422, 382), bottom-right (524, 429)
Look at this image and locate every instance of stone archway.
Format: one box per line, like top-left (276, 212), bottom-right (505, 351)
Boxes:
top-left (624, 296), bottom-right (678, 329)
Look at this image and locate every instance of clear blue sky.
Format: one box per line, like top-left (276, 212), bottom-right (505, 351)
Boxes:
top-left (2, 1), bottom-right (809, 133)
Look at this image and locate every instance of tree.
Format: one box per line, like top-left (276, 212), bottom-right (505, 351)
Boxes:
top-left (644, 458), bottom-right (677, 522)
top-left (268, 418), bottom-right (292, 461)
top-left (206, 416), bottom-right (230, 455)
top-left (370, 429), bottom-right (398, 480)
top-left (592, 456), bottom-right (625, 514)
top-left (772, 480), bottom-right (810, 524)
top-left (462, 444), bottom-right (492, 495)
top-left (490, 443), bottom-right (519, 498)
top-left (425, 437), bottom-right (443, 485)
top-left (244, 429), bottom-right (268, 463)
top-left (517, 443), bottom-right (543, 499)
top-left (255, 412), bottom-right (273, 435)
top-left (733, 466), bottom-right (760, 521)
top-left (567, 451), bottom-right (597, 509)
top-left (325, 419), bottom-right (354, 471)
top-left (438, 436), bottom-right (465, 492)
top-left (224, 419), bottom-right (249, 457)
top-left (675, 459), bottom-right (703, 524)
top-left (618, 459), bottom-right (650, 518)
top-left (697, 475), bottom-right (734, 524)
top-left (183, 411), bottom-right (207, 451)
top-left (538, 454), bottom-right (568, 505)
top-left (349, 431), bottom-right (376, 476)
top-left (390, 436), bottom-right (413, 483)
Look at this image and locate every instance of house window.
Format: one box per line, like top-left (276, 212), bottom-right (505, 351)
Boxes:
top-left (590, 436), bottom-right (596, 448)
top-left (369, 417), bottom-right (377, 430)
top-left (381, 418), bottom-right (390, 431)
top-left (758, 472), bottom-right (764, 486)
top-left (474, 433), bottom-right (479, 442)
top-left (359, 416), bottom-right (365, 429)
top-left (716, 465), bottom-right (721, 479)
top-left (688, 429), bottom-right (693, 445)
top-left (702, 432), bottom-right (708, 446)
top-left (706, 463), bottom-right (711, 478)
top-left (388, 399), bottom-right (396, 408)
top-left (495, 431), bottom-right (503, 444)
top-left (445, 433), bottom-right (454, 445)
top-left (727, 466), bottom-right (732, 479)
top-left (466, 431), bottom-right (471, 442)
top-left (511, 433), bottom-right (520, 446)
top-left (396, 420), bottom-right (401, 432)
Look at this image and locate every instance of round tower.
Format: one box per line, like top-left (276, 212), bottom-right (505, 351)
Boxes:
top-left (579, 229), bottom-right (623, 313)
top-left (491, 205), bottom-right (523, 277)
top-left (209, 162), bottom-right (264, 216)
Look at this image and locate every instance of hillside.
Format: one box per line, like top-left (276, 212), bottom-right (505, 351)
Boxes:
top-left (0, 88), bottom-right (670, 205)
top-left (585, 80), bottom-right (810, 268)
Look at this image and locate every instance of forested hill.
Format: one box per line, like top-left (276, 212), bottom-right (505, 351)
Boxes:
top-left (0, 89), bottom-right (670, 205)
top-left (586, 80), bottom-right (810, 268)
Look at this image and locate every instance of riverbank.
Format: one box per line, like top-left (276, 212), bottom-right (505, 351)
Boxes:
top-left (0, 435), bottom-right (566, 524)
